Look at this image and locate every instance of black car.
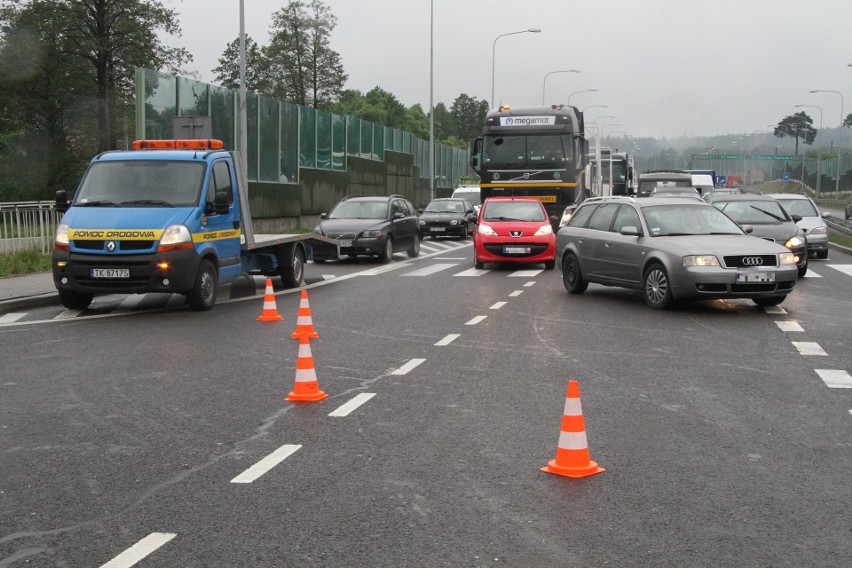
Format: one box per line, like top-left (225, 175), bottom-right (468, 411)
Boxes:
top-left (313, 195), bottom-right (420, 263)
top-left (845, 201), bottom-right (851, 220)
top-left (706, 194), bottom-right (808, 277)
top-left (418, 198), bottom-right (476, 239)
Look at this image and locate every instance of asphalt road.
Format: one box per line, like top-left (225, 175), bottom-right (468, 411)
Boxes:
top-left (1, 240), bottom-right (850, 567)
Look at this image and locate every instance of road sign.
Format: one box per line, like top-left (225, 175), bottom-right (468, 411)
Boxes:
top-left (705, 154), bottom-right (796, 161)
top-left (783, 172), bottom-right (791, 184)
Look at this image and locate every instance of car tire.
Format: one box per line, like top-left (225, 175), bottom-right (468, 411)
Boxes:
top-left (407, 232), bottom-right (420, 258)
top-left (474, 250), bottom-right (484, 269)
top-left (544, 259), bottom-right (555, 270)
top-left (753, 295), bottom-right (786, 307)
top-left (797, 259), bottom-right (808, 278)
top-left (643, 263), bottom-right (672, 309)
top-left (816, 250), bottom-right (828, 259)
top-left (278, 244), bottom-right (304, 288)
top-left (377, 236), bottom-right (393, 263)
top-left (562, 253), bottom-right (587, 294)
top-left (459, 226), bottom-right (468, 239)
top-left (186, 259), bottom-right (217, 311)
top-left (58, 289), bottom-right (94, 310)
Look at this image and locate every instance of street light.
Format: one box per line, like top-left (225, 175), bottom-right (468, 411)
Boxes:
top-left (567, 88), bottom-right (597, 106)
top-left (810, 89), bottom-right (844, 194)
top-left (582, 104), bottom-right (607, 113)
top-left (796, 103), bottom-right (823, 195)
top-left (542, 69), bottom-right (581, 105)
top-left (491, 28), bottom-right (541, 108)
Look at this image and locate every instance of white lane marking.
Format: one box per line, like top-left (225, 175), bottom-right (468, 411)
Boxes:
top-left (509, 290), bottom-right (523, 297)
top-left (0, 313), bottom-right (25, 323)
top-left (828, 264), bottom-right (852, 277)
top-left (231, 444), bottom-right (302, 484)
top-left (465, 315), bottom-right (487, 325)
top-left (99, 532), bottom-right (177, 568)
top-left (322, 274), bottom-right (336, 280)
top-left (509, 269), bottom-right (543, 277)
top-left (791, 342), bottom-right (828, 356)
top-left (775, 321), bottom-right (804, 332)
top-left (329, 393), bottom-right (376, 416)
top-left (453, 268), bottom-right (488, 276)
top-left (392, 358), bottom-right (426, 375)
top-left (523, 281), bottom-right (536, 287)
top-left (763, 305), bottom-right (787, 315)
top-left (54, 309), bottom-right (83, 319)
top-left (489, 301), bottom-right (507, 309)
top-left (402, 263), bottom-right (457, 276)
top-left (803, 270), bottom-right (822, 278)
top-left (113, 295), bottom-right (143, 313)
top-left (435, 333), bottom-right (460, 346)
top-left (437, 257), bottom-right (467, 260)
top-left (814, 369), bottom-right (852, 388)
top-left (361, 263), bottom-right (412, 276)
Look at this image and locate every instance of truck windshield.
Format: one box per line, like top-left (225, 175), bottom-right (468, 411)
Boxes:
top-left (483, 134), bottom-right (572, 169)
top-left (74, 161), bottom-right (206, 207)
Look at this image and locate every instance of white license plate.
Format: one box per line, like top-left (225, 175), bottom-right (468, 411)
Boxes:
top-left (736, 271), bottom-right (775, 283)
top-left (90, 268), bottom-right (129, 278)
top-left (430, 227), bottom-right (446, 232)
top-left (338, 240), bottom-right (352, 247)
top-left (504, 246), bottom-right (530, 254)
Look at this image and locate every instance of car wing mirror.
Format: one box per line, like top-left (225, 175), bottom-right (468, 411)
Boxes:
top-left (319, 212), bottom-right (328, 219)
top-left (620, 226), bottom-right (640, 236)
top-left (741, 224), bottom-right (754, 234)
top-left (822, 211), bottom-right (831, 218)
top-left (393, 212), bottom-right (404, 219)
top-left (791, 214), bottom-right (802, 222)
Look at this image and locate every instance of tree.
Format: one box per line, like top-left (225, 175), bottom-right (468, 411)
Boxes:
top-left (265, 0), bottom-right (346, 109)
top-left (212, 35), bottom-right (269, 93)
top-left (449, 94), bottom-right (489, 142)
top-left (772, 112), bottom-right (816, 155)
top-left (843, 113), bottom-right (852, 128)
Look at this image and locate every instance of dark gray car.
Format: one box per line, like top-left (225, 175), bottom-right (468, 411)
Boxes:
top-left (555, 196), bottom-right (799, 309)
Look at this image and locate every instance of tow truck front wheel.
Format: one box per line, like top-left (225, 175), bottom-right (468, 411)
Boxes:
top-left (186, 260), bottom-right (217, 311)
top-left (58, 289), bottom-right (93, 310)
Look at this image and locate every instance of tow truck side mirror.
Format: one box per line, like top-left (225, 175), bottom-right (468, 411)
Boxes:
top-left (214, 189), bottom-right (230, 215)
top-left (55, 190), bottom-right (69, 213)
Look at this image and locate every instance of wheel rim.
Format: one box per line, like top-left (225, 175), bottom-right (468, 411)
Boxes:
top-left (292, 252), bottom-right (303, 282)
top-left (385, 239), bottom-right (393, 258)
top-left (645, 268), bottom-right (668, 304)
top-left (413, 235), bottom-right (420, 254)
top-left (567, 260), bottom-right (578, 286)
top-left (200, 270), bottom-right (214, 302)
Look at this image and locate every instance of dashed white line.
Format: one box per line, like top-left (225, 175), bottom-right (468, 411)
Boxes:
top-left (465, 315), bottom-right (487, 325)
top-left (392, 358), bottom-right (426, 375)
top-left (329, 393), bottom-right (376, 416)
top-left (814, 370), bottom-right (852, 389)
top-left (402, 263), bottom-right (457, 276)
top-left (489, 301), bottom-right (507, 309)
top-left (99, 532), bottom-right (177, 568)
top-left (453, 268), bottom-right (488, 276)
top-left (509, 269), bottom-right (543, 277)
top-left (803, 270), bottom-right (822, 278)
top-left (775, 321), bottom-right (804, 332)
top-left (509, 290), bottom-right (523, 297)
top-left (435, 333), bottom-right (460, 346)
top-left (230, 444), bottom-right (302, 484)
top-left (0, 313), bottom-right (25, 323)
top-left (791, 342), bottom-right (828, 356)
top-left (523, 281), bottom-right (536, 287)
top-left (763, 305), bottom-right (787, 315)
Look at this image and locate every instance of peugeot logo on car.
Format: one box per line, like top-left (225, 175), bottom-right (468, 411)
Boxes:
top-left (510, 231), bottom-right (522, 238)
top-left (742, 256), bottom-right (763, 266)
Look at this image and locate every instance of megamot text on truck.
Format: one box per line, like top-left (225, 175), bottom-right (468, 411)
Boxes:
top-left (52, 139), bottom-right (340, 311)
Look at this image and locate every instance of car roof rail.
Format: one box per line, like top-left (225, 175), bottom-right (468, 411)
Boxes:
top-left (583, 195), bottom-right (635, 203)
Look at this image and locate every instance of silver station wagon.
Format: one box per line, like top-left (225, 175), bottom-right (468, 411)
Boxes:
top-left (555, 196), bottom-right (799, 309)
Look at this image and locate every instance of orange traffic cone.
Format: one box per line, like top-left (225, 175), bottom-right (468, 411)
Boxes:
top-left (286, 335), bottom-right (328, 402)
top-left (291, 289), bottom-right (319, 339)
top-left (256, 278), bottom-right (283, 322)
top-left (541, 380), bottom-right (605, 478)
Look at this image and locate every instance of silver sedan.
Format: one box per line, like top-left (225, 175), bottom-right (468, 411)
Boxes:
top-left (555, 197), bottom-right (799, 309)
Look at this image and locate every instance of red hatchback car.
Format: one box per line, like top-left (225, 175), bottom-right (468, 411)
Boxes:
top-left (473, 197), bottom-right (557, 269)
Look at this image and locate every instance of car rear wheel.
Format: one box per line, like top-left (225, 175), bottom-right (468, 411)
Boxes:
top-left (377, 236), bottom-right (393, 263)
top-left (407, 233), bottom-right (420, 258)
top-left (278, 243), bottom-right (304, 288)
top-left (562, 253), bottom-right (587, 294)
top-left (643, 263), bottom-right (672, 309)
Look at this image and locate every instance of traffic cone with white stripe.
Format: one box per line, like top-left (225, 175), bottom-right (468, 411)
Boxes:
top-left (291, 289), bottom-right (319, 339)
top-left (541, 380), bottom-right (605, 478)
top-left (286, 335), bottom-right (328, 402)
top-left (256, 278), bottom-right (283, 322)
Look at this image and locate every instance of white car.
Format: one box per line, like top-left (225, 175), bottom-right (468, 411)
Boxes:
top-left (451, 185), bottom-right (481, 214)
top-left (765, 193), bottom-right (830, 259)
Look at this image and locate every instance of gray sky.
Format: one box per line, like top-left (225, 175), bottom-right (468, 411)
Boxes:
top-left (164, 0), bottom-right (852, 139)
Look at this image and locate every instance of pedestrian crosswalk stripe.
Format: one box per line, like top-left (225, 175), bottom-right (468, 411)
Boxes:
top-left (828, 264), bottom-right (852, 277)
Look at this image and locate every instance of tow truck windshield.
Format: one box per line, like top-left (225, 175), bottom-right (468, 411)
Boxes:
top-left (74, 161), bottom-right (205, 207)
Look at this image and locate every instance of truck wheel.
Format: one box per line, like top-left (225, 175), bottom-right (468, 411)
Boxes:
top-left (278, 243), bottom-right (305, 288)
top-left (58, 289), bottom-right (93, 310)
top-left (187, 260), bottom-right (217, 311)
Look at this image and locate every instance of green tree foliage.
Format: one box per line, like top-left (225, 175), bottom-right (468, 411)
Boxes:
top-left (450, 94), bottom-right (489, 142)
top-left (212, 35), bottom-right (270, 93)
top-left (0, 0), bottom-right (190, 200)
top-left (843, 113), bottom-right (852, 128)
top-left (265, 0), bottom-right (346, 109)
top-left (773, 112), bottom-right (816, 155)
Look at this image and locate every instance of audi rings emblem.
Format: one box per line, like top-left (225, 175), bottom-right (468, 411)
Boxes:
top-left (106, 241), bottom-right (116, 252)
top-left (742, 256), bottom-right (763, 266)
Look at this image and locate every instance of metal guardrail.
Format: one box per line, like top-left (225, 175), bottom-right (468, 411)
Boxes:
top-left (0, 201), bottom-right (62, 255)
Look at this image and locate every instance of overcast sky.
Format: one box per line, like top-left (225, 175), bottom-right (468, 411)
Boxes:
top-left (163, 0), bottom-right (852, 139)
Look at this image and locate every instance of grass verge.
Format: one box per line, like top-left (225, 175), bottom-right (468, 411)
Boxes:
top-left (0, 249), bottom-right (52, 277)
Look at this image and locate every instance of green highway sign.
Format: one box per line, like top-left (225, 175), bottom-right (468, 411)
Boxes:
top-left (704, 154), bottom-right (797, 160)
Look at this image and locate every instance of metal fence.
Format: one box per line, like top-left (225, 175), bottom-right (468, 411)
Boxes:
top-left (0, 201), bottom-right (61, 255)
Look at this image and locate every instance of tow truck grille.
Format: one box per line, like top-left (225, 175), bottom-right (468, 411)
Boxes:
top-left (72, 240), bottom-right (156, 252)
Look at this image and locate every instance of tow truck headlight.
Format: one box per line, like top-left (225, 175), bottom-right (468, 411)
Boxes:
top-left (534, 224), bottom-right (553, 236)
top-left (54, 223), bottom-right (69, 248)
top-left (478, 223), bottom-right (497, 236)
top-left (785, 235), bottom-right (805, 249)
top-left (682, 255), bottom-right (720, 267)
top-left (157, 224), bottom-right (193, 252)
top-left (779, 252), bottom-right (796, 265)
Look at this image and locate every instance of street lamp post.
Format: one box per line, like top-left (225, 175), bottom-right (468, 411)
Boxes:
top-left (491, 28), bottom-right (541, 108)
top-left (542, 69), bottom-right (581, 105)
top-left (582, 104), bottom-right (607, 114)
top-left (796, 104), bottom-right (823, 195)
top-left (567, 89), bottom-right (597, 106)
top-left (429, 0), bottom-right (434, 201)
top-left (810, 89), bottom-right (844, 194)
top-left (238, 0), bottom-right (248, 186)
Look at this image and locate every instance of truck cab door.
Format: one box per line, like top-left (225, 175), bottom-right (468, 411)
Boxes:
top-left (199, 159), bottom-right (242, 282)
